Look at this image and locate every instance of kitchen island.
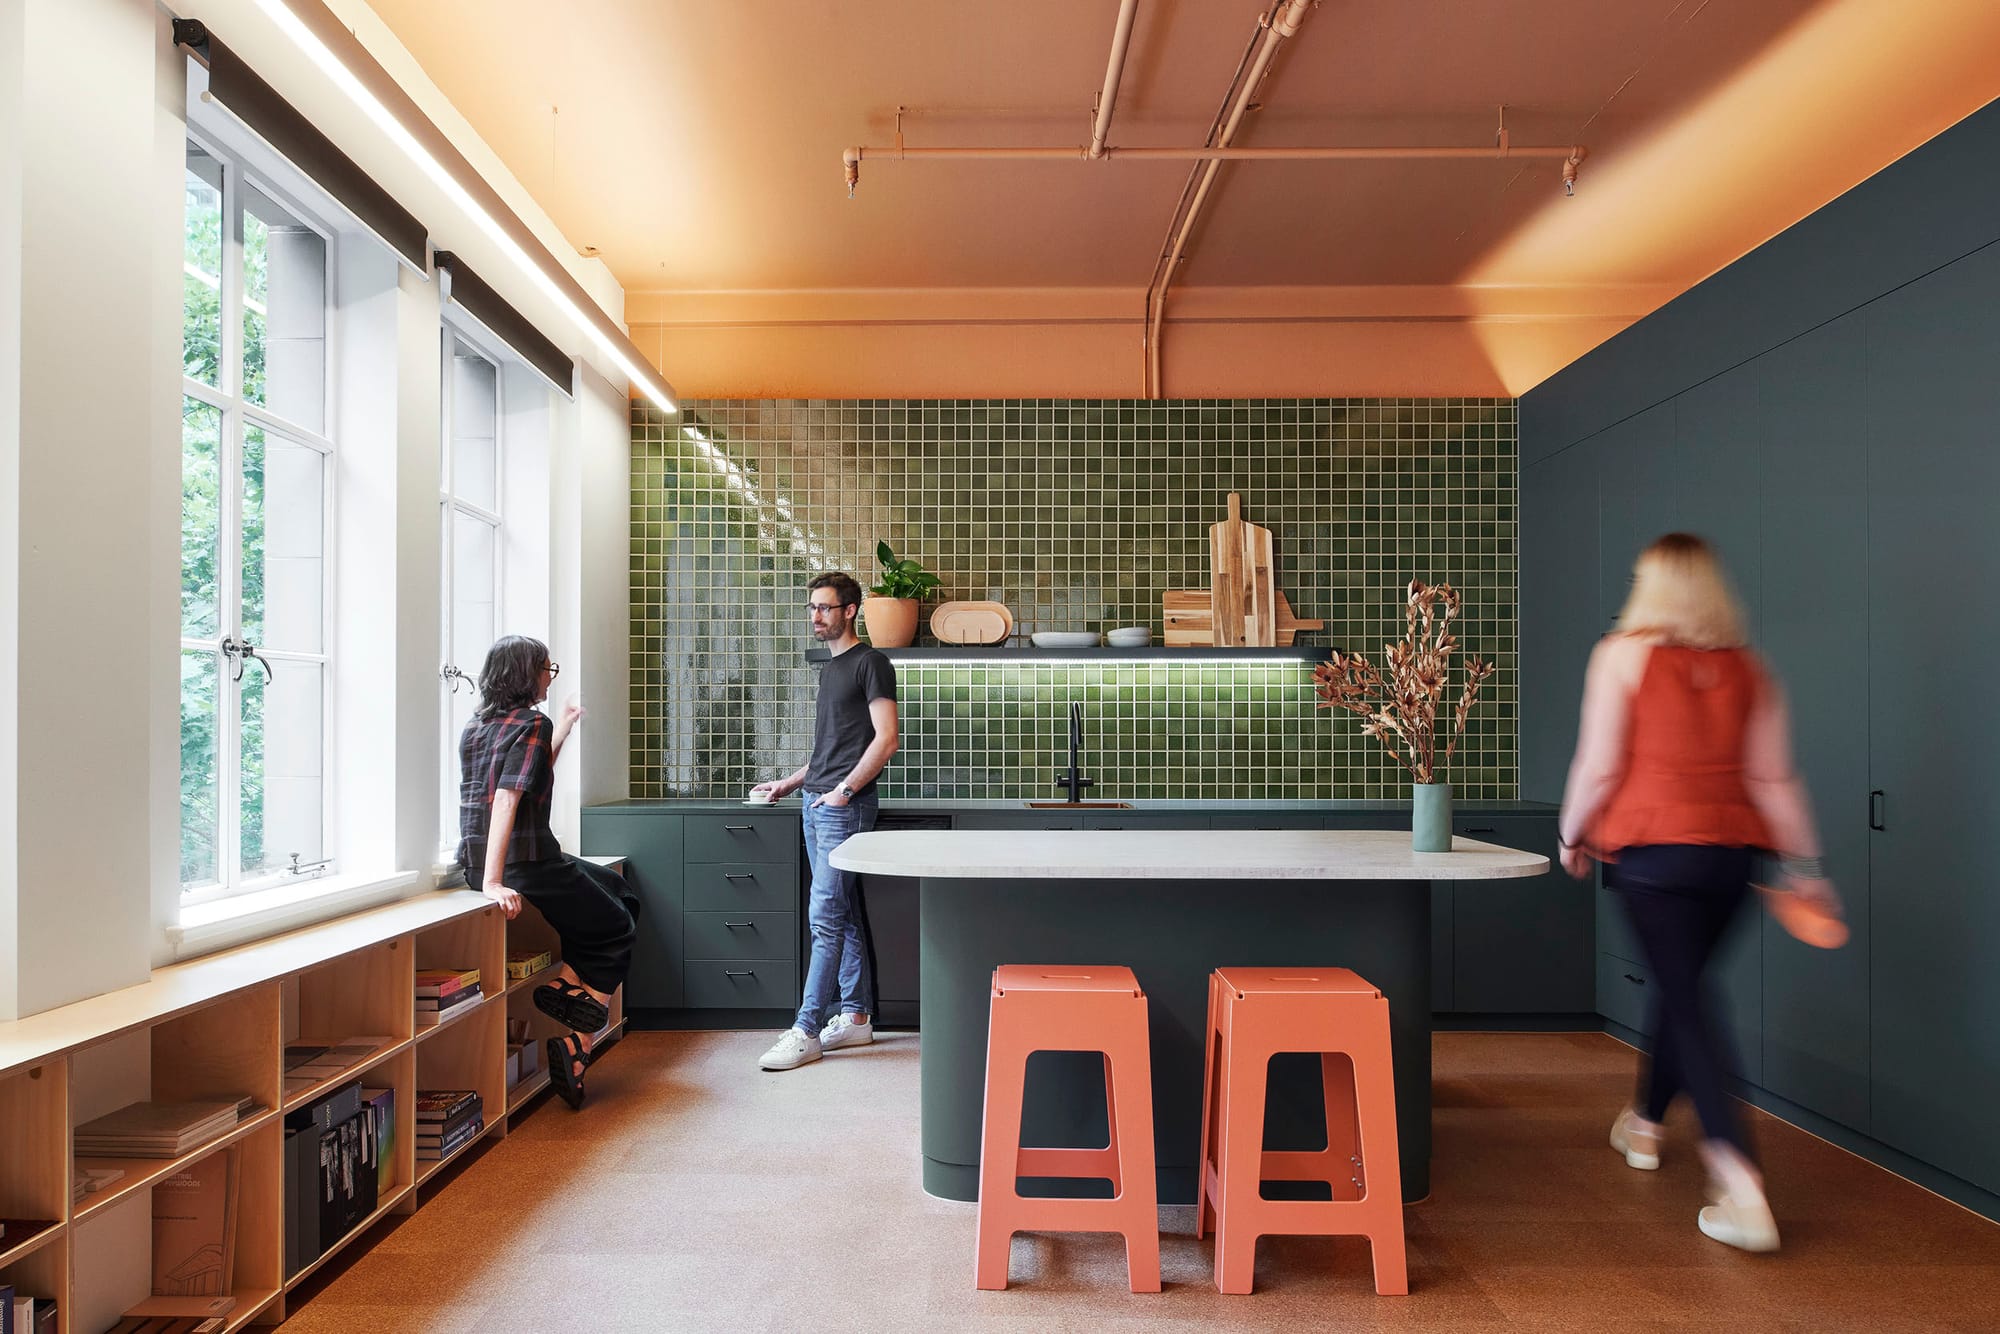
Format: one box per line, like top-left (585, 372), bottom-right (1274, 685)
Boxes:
top-left (830, 827), bottom-right (1548, 1204)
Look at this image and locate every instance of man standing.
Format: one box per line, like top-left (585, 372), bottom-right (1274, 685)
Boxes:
top-left (751, 571), bottom-right (899, 1071)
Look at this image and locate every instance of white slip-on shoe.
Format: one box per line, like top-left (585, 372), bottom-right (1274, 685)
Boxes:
top-left (1698, 1195), bottom-right (1780, 1252)
top-left (758, 1027), bottom-right (822, 1071)
top-left (1610, 1107), bottom-right (1662, 1170)
top-left (820, 1015), bottom-right (875, 1051)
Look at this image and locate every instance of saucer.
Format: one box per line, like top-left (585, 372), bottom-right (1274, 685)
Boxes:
top-left (742, 797), bottom-right (780, 807)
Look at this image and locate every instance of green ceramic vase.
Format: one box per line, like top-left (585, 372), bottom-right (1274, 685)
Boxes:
top-left (1412, 781), bottom-right (1453, 852)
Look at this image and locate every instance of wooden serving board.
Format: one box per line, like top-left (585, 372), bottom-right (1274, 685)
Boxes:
top-left (1163, 588), bottom-right (1324, 647)
top-left (1209, 493), bottom-right (1278, 646)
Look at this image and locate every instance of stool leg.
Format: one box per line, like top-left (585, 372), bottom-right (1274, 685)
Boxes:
top-left (1107, 1007), bottom-right (1161, 1293)
top-left (1196, 971), bottom-right (1221, 1241)
top-left (974, 1020), bottom-right (1029, 1291)
top-left (1323, 1051), bottom-right (1363, 1202)
top-left (1354, 1005), bottom-right (1408, 1296)
top-left (1213, 1014), bottom-right (1269, 1295)
top-left (1099, 1052), bottom-right (1123, 1197)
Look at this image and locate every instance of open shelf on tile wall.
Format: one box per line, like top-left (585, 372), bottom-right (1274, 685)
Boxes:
top-left (806, 645), bottom-right (1331, 663)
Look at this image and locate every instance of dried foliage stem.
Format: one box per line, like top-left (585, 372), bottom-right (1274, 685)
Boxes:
top-left (1313, 579), bottom-right (1495, 786)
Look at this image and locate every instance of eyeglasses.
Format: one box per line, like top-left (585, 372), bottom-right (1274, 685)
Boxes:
top-left (544, 662), bottom-right (561, 678)
top-left (806, 602), bottom-right (848, 617)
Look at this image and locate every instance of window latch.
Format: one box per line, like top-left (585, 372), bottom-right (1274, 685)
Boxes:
top-left (286, 853), bottom-right (334, 878)
top-left (222, 637), bottom-right (274, 684)
top-left (441, 664), bottom-right (474, 693)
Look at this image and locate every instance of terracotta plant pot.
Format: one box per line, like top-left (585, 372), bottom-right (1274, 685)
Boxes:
top-left (860, 596), bottom-right (920, 648)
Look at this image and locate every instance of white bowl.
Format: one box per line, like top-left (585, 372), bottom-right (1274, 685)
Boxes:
top-left (1030, 631), bottom-right (1101, 649)
top-left (1105, 627), bottom-right (1151, 647)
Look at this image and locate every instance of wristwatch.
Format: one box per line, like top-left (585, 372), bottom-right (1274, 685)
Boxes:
top-left (836, 781), bottom-right (857, 799)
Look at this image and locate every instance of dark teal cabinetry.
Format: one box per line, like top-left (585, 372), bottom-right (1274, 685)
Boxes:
top-left (1863, 243), bottom-right (2000, 1193)
top-left (1448, 815), bottom-right (1590, 1013)
top-left (578, 808), bottom-right (685, 1008)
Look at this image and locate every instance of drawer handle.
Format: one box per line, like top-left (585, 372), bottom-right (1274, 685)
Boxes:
top-left (725, 969), bottom-right (756, 977)
top-left (724, 921), bottom-right (754, 928)
top-left (723, 824), bottom-right (753, 831)
top-left (1623, 973), bottom-right (1646, 986)
top-left (724, 873), bottom-right (755, 881)
top-left (1466, 826), bottom-right (1495, 834)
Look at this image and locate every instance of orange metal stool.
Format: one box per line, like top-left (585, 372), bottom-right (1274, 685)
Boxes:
top-left (1196, 965), bottom-right (1408, 1295)
top-left (974, 964), bottom-right (1160, 1292)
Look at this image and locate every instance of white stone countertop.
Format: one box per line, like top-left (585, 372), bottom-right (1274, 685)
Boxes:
top-left (829, 828), bottom-right (1549, 880)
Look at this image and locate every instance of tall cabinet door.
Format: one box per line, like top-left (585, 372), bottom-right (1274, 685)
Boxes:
top-left (1757, 315), bottom-right (1871, 1132)
top-left (1593, 405), bottom-right (1678, 968)
top-left (1520, 438), bottom-right (1600, 804)
top-left (1866, 242), bottom-right (2000, 1195)
top-left (1676, 367), bottom-right (1766, 1085)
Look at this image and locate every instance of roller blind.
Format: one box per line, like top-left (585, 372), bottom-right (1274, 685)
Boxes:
top-left (436, 252), bottom-right (576, 397)
top-left (173, 19), bottom-right (428, 272)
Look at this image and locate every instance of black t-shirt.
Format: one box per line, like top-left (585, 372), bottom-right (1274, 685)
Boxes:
top-left (805, 644), bottom-right (897, 795)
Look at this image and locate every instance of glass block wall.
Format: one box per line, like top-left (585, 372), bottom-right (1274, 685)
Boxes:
top-left (630, 399), bottom-right (1518, 801)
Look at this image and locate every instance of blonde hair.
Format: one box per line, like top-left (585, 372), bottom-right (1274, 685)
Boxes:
top-left (1614, 533), bottom-right (1748, 649)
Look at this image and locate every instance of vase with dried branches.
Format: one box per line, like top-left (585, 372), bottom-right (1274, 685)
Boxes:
top-left (1313, 579), bottom-right (1496, 851)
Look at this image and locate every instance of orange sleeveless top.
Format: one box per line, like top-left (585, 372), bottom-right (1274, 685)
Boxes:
top-left (1587, 644), bottom-right (1774, 855)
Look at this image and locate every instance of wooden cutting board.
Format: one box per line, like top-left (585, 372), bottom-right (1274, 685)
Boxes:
top-left (1209, 493), bottom-right (1278, 646)
top-left (1163, 589), bottom-right (1324, 646)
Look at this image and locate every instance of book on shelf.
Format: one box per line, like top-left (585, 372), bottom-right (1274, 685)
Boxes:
top-left (286, 1037), bottom-right (395, 1082)
top-left (414, 985), bottom-right (483, 1026)
top-left (414, 1106), bottom-right (480, 1143)
top-left (414, 1089), bottom-right (480, 1122)
top-left (416, 1115), bottom-right (484, 1161)
top-left (0, 1218), bottom-right (56, 1248)
top-left (361, 1086), bottom-right (397, 1196)
top-left (35, 1301), bottom-right (56, 1334)
top-left (106, 1318), bottom-right (224, 1333)
top-left (415, 966), bottom-right (480, 998)
top-left (123, 1297), bottom-right (236, 1319)
top-left (151, 1148), bottom-right (238, 1297)
top-left (505, 948), bottom-right (554, 980)
top-left (0, 1285), bottom-right (9, 1334)
top-left (75, 1162), bottom-right (128, 1201)
top-left (75, 1099), bottom-right (242, 1158)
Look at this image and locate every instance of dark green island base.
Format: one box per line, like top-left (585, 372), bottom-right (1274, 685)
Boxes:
top-left (919, 875), bottom-right (1435, 1205)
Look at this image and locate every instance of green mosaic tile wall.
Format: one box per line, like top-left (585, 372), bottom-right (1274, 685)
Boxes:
top-left (630, 399), bottom-right (1518, 801)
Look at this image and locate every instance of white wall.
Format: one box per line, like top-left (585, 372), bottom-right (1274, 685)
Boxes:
top-left (0, 3), bottom-right (641, 1008)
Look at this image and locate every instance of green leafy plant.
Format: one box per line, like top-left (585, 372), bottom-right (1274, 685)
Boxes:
top-left (869, 541), bottom-right (942, 600)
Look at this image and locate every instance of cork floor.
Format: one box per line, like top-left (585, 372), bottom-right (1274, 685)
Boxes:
top-left (286, 1029), bottom-right (2000, 1330)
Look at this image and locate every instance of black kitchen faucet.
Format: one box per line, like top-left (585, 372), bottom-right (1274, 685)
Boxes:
top-left (1056, 700), bottom-right (1095, 803)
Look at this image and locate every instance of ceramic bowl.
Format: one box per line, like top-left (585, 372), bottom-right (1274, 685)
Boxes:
top-left (1104, 626), bottom-right (1151, 647)
top-left (1030, 631), bottom-right (1101, 649)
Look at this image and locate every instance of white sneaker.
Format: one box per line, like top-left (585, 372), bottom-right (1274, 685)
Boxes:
top-left (758, 1027), bottom-right (822, 1071)
top-left (1698, 1195), bottom-right (1781, 1252)
top-left (820, 1014), bottom-right (875, 1051)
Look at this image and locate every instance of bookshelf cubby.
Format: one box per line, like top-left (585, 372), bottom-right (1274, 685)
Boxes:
top-left (0, 865), bottom-right (623, 1329)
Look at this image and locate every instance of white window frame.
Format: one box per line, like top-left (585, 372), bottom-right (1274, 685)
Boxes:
top-left (438, 325), bottom-right (507, 859)
top-left (180, 127), bottom-right (340, 906)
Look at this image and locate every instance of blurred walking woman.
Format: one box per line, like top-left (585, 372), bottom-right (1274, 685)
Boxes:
top-left (1559, 534), bottom-right (1839, 1253)
top-left (459, 635), bottom-right (640, 1111)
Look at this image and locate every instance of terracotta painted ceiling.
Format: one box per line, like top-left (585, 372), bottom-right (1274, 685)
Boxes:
top-left (366, 0), bottom-right (2000, 397)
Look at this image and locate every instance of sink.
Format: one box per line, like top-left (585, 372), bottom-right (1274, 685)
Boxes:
top-left (1024, 801), bottom-right (1133, 809)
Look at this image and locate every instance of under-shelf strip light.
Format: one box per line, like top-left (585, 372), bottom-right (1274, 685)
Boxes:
top-left (252, 0), bottom-right (678, 414)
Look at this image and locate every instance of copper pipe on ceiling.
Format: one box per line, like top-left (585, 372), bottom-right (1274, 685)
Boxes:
top-left (1089, 0), bottom-right (1142, 160)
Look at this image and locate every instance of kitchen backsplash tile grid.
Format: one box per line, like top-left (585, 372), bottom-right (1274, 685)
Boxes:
top-left (631, 399), bottom-right (1517, 801)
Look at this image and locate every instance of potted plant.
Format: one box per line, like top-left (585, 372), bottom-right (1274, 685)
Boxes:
top-left (1312, 579), bottom-right (1495, 851)
top-left (861, 541), bottom-right (942, 648)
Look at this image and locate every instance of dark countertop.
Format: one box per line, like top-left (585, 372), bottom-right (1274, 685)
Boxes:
top-left (586, 797), bottom-right (1559, 816)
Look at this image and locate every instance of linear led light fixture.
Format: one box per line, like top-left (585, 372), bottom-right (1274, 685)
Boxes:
top-left (252, 0), bottom-right (678, 414)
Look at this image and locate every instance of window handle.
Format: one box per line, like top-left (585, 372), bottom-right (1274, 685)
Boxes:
top-left (441, 664), bottom-right (473, 693)
top-left (223, 637), bottom-right (273, 684)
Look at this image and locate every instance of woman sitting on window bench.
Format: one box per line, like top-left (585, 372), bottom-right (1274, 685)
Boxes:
top-left (458, 635), bottom-right (640, 1110)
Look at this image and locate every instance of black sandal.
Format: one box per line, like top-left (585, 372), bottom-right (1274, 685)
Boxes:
top-left (547, 1033), bottom-right (590, 1110)
top-left (534, 979), bottom-right (610, 1033)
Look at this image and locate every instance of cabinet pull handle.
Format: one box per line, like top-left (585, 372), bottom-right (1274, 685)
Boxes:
top-left (723, 824), bottom-right (753, 831)
top-left (724, 921), bottom-right (754, 928)
top-left (1623, 973), bottom-right (1646, 986)
top-left (1466, 826), bottom-right (1495, 834)
top-left (724, 872), bottom-right (754, 880)
top-left (1869, 790), bottom-right (1886, 831)
top-left (725, 969), bottom-right (755, 977)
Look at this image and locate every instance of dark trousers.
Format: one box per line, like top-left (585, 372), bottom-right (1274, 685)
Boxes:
top-left (1607, 844), bottom-right (1757, 1160)
top-left (491, 854), bottom-right (643, 997)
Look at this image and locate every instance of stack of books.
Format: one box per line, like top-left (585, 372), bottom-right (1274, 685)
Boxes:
top-left (505, 948), bottom-right (554, 982)
top-left (0, 1287), bottom-right (59, 1333)
top-left (415, 1090), bottom-right (483, 1162)
top-left (415, 968), bottom-right (482, 1028)
top-left (75, 1100), bottom-right (244, 1159)
top-left (282, 1037), bottom-right (395, 1097)
top-left (72, 1165), bottom-right (126, 1203)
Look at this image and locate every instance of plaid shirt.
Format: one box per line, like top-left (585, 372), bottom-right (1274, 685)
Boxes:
top-left (457, 707), bottom-right (559, 874)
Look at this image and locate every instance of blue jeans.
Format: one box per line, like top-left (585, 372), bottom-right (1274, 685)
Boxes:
top-left (795, 790), bottom-right (878, 1034)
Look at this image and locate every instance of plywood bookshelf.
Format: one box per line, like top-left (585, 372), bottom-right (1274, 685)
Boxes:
top-left (0, 863), bottom-right (625, 1329)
